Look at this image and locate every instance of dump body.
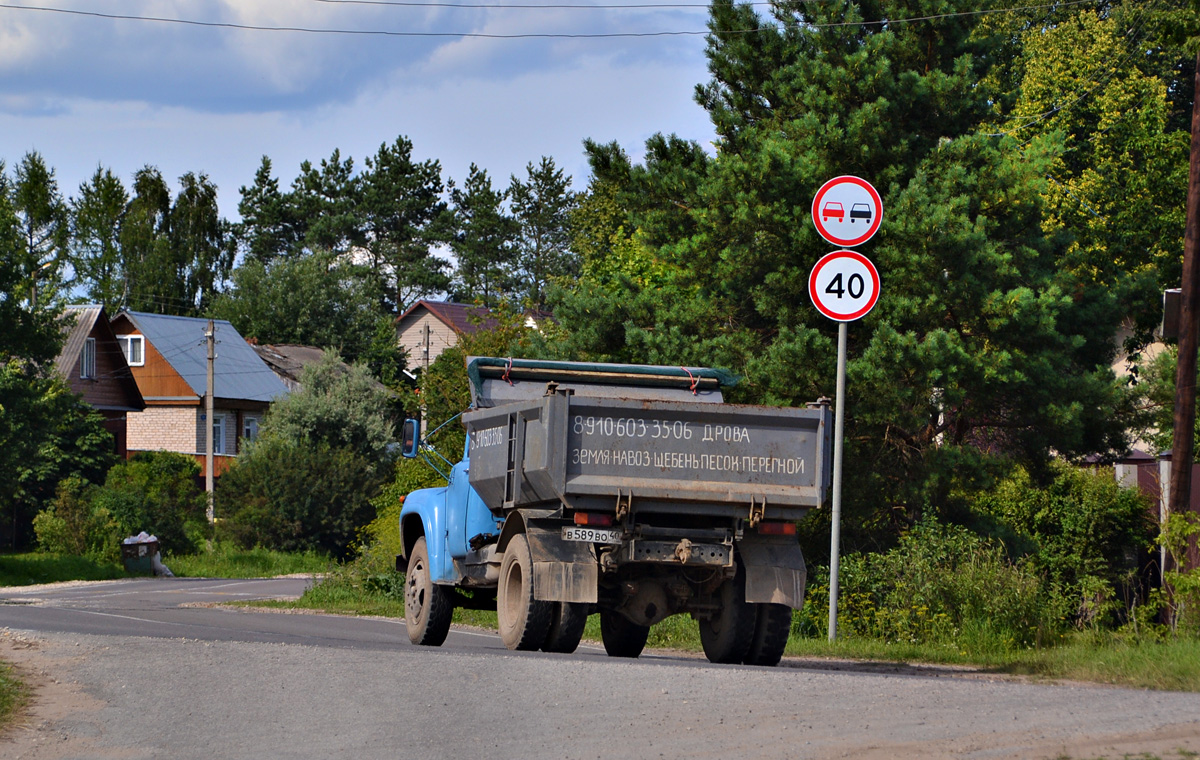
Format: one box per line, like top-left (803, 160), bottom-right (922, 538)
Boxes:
top-left (464, 393), bottom-right (831, 521)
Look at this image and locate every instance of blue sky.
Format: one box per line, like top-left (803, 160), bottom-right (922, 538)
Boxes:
top-left (0, 0), bottom-right (719, 218)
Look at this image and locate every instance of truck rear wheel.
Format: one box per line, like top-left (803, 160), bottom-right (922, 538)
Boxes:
top-left (498, 533), bottom-right (552, 651)
top-left (699, 571), bottom-right (755, 664)
top-left (743, 603), bottom-right (791, 666)
top-left (541, 602), bottom-right (588, 654)
top-left (405, 537), bottom-right (453, 646)
top-left (600, 609), bottom-right (650, 658)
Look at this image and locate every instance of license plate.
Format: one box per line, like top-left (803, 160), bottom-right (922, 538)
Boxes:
top-left (562, 526), bottom-right (622, 545)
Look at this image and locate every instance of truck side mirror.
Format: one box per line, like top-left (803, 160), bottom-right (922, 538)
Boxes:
top-left (401, 419), bottom-right (420, 458)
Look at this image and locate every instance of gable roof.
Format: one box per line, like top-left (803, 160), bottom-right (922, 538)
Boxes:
top-left (55, 304), bottom-right (104, 378)
top-left (117, 311), bottom-right (288, 403)
top-left (55, 304), bottom-right (145, 410)
top-left (396, 300), bottom-right (497, 335)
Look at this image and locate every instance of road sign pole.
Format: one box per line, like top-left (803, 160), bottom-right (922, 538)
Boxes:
top-left (810, 176), bottom-right (882, 643)
top-left (827, 320), bottom-right (847, 642)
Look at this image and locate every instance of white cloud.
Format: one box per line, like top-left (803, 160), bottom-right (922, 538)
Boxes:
top-left (0, 0), bottom-right (718, 219)
top-left (0, 13), bottom-right (48, 67)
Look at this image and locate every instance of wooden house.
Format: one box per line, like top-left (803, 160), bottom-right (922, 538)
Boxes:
top-left (53, 305), bottom-right (146, 457)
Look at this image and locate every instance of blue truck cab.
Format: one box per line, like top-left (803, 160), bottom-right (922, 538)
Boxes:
top-left (399, 438), bottom-right (498, 585)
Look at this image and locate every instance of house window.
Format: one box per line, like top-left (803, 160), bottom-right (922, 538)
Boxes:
top-left (211, 414), bottom-right (225, 455)
top-left (242, 416), bottom-right (259, 443)
top-left (80, 338), bottom-right (96, 379)
top-left (117, 335), bottom-right (144, 366)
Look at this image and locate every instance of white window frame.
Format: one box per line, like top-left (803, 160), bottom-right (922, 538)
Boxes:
top-left (116, 334), bottom-right (145, 366)
top-left (80, 338), bottom-right (96, 379)
top-left (242, 415), bottom-right (259, 443)
top-left (212, 414), bottom-right (226, 455)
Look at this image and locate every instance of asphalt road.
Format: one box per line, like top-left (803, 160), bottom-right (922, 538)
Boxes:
top-left (0, 577), bottom-right (1198, 760)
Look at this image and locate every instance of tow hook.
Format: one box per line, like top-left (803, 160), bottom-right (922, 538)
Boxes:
top-left (674, 538), bottom-right (693, 564)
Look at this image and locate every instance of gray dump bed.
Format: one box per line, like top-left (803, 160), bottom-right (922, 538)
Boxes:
top-left (462, 358), bottom-right (831, 521)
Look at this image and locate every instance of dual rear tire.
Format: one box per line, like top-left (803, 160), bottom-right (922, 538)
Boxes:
top-left (497, 533), bottom-right (586, 654)
top-left (698, 568), bottom-right (792, 666)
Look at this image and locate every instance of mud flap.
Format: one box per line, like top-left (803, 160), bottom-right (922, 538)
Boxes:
top-left (737, 537), bottom-right (807, 608)
top-left (525, 524), bottom-right (599, 604)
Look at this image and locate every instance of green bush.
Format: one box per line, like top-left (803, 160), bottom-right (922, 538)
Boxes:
top-left (973, 462), bottom-right (1154, 627)
top-left (800, 518), bottom-right (1065, 651)
top-left (360, 457), bottom-right (445, 559)
top-left (217, 437), bottom-right (386, 558)
top-left (33, 453), bottom-right (206, 560)
top-left (32, 476), bottom-right (122, 562)
top-left (92, 452), bottom-right (208, 554)
top-left (1158, 512), bottom-right (1200, 636)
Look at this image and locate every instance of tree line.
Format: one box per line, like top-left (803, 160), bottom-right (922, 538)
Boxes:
top-left (2, 139), bottom-right (580, 366)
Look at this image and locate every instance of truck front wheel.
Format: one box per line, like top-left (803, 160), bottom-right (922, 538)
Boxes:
top-left (600, 609), bottom-right (650, 658)
top-left (498, 534), bottom-right (552, 650)
top-left (405, 537), bottom-right (453, 646)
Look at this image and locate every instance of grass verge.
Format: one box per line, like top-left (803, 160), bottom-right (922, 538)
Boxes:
top-left (0, 546), bottom-right (331, 587)
top-left (0, 553), bottom-right (125, 587)
top-left (272, 569), bottom-right (1200, 691)
top-left (0, 659), bottom-right (29, 733)
top-left (165, 544), bottom-right (331, 579)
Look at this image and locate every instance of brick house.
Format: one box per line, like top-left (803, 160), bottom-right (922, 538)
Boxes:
top-left (109, 311), bottom-right (289, 478)
top-left (53, 305), bottom-right (146, 457)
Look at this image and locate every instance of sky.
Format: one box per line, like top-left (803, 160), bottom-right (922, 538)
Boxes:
top-left (0, 0), bottom-right (720, 219)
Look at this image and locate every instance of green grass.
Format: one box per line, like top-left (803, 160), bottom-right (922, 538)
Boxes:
top-left (0, 553), bottom-right (125, 587)
top-left (0, 660), bottom-right (28, 733)
top-left (0, 545), bottom-right (331, 587)
top-left (785, 633), bottom-right (1200, 691)
top-left (165, 544), bottom-right (331, 578)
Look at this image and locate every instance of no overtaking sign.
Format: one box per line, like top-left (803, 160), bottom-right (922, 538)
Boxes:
top-left (811, 175), bottom-right (883, 248)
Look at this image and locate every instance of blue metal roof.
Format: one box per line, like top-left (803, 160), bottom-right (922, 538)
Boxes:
top-left (119, 311), bottom-right (289, 403)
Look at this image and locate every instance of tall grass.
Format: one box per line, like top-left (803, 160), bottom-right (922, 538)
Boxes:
top-left (0, 553), bottom-right (125, 587)
top-left (165, 543), bottom-right (331, 578)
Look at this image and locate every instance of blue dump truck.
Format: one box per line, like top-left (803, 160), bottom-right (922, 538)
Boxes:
top-left (398, 357), bottom-right (832, 666)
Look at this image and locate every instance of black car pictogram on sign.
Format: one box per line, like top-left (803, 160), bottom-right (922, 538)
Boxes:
top-left (849, 203), bottom-right (872, 224)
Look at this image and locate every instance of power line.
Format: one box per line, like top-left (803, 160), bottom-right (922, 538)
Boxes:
top-left (0, 2), bottom-right (715, 37)
top-left (309, 0), bottom-right (744, 9)
top-left (0, 0), bottom-right (1110, 40)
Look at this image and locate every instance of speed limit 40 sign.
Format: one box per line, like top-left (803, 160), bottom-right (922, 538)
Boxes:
top-left (808, 250), bottom-right (880, 322)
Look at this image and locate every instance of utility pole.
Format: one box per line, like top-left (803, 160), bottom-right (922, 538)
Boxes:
top-left (205, 320), bottom-right (216, 524)
top-left (423, 322), bottom-right (431, 374)
top-left (1169, 48), bottom-right (1200, 572)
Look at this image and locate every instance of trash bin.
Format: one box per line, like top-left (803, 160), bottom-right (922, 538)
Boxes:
top-left (121, 535), bottom-right (160, 574)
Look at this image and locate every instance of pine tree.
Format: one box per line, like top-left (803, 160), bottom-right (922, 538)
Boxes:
top-left (449, 165), bottom-right (519, 307)
top-left (71, 166), bottom-right (129, 312)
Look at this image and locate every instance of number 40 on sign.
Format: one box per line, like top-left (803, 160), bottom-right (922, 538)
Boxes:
top-left (808, 250), bottom-right (880, 322)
